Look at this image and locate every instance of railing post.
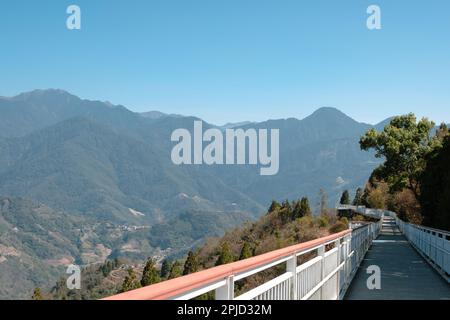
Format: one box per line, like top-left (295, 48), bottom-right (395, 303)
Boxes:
top-left (366, 226), bottom-right (370, 251)
top-left (286, 254), bottom-right (297, 300)
top-left (348, 233), bottom-right (352, 279)
top-left (215, 275), bottom-right (234, 300)
top-left (318, 244), bottom-right (326, 299)
top-left (347, 234), bottom-right (351, 282)
top-left (341, 237), bottom-right (347, 291)
top-left (335, 239), bottom-right (341, 299)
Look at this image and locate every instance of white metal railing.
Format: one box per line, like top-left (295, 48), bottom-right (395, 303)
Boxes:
top-left (394, 215), bottom-right (450, 282)
top-left (337, 205), bottom-right (384, 220)
top-left (177, 235), bottom-right (349, 300)
top-left (233, 237), bottom-right (345, 301)
top-left (106, 220), bottom-right (382, 301)
top-left (174, 221), bottom-right (380, 300)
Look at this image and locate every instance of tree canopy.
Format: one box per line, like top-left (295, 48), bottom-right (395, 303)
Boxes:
top-left (215, 242), bottom-right (234, 266)
top-left (160, 259), bottom-right (171, 279)
top-left (420, 135), bottom-right (450, 230)
top-left (239, 241), bottom-right (253, 260)
top-left (141, 258), bottom-right (160, 287)
top-left (340, 190), bottom-right (350, 205)
top-left (360, 114), bottom-right (438, 198)
top-left (293, 197), bottom-right (311, 218)
top-left (183, 251), bottom-right (199, 275)
top-left (120, 268), bottom-right (141, 293)
top-left (268, 200), bottom-right (281, 212)
top-left (168, 261), bottom-right (183, 279)
top-left (352, 187), bottom-right (364, 206)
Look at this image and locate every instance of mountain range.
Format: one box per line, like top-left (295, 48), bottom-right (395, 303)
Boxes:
top-left (0, 89), bottom-right (386, 298)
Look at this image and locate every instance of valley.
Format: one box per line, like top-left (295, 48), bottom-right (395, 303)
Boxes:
top-left (0, 89), bottom-right (384, 299)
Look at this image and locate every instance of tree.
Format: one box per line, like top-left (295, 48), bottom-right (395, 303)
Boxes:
top-left (318, 189), bottom-right (328, 215)
top-left (120, 268), bottom-right (141, 293)
top-left (168, 261), bottom-right (183, 279)
top-left (392, 189), bottom-right (422, 224)
top-left (141, 258), bottom-right (160, 287)
top-left (100, 260), bottom-right (113, 277)
top-left (366, 183), bottom-right (389, 209)
top-left (293, 197), bottom-right (311, 218)
top-left (435, 123), bottom-right (449, 140)
top-left (300, 197), bottom-right (312, 216)
top-left (340, 190), bottom-right (350, 205)
top-left (420, 135), bottom-right (450, 230)
top-left (268, 200), bottom-right (281, 213)
top-left (281, 199), bottom-right (291, 211)
top-left (360, 114), bottom-right (438, 199)
top-left (239, 242), bottom-right (253, 260)
top-left (215, 242), bottom-right (234, 266)
top-left (183, 251), bottom-right (199, 275)
top-left (352, 187), bottom-right (364, 206)
top-left (113, 258), bottom-right (121, 268)
top-left (278, 199), bottom-right (293, 222)
top-left (160, 259), bottom-right (171, 279)
top-left (292, 200), bottom-right (302, 219)
top-left (32, 287), bottom-right (43, 300)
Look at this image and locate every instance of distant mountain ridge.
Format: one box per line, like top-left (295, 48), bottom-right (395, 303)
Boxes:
top-left (140, 110), bottom-right (184, 120)
top-left (220, 121), bottom-right (254, 129)
top-left (0, 90), bottom-right (390, 137)
top-left (0, 89), bottom-right (389, 217)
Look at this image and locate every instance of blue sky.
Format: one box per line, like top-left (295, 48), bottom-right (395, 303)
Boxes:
top-left (1, 0), bottom-right (449, 125)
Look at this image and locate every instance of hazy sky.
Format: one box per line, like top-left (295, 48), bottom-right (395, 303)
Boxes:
top-left (1, 0), bottom-right (449, 125)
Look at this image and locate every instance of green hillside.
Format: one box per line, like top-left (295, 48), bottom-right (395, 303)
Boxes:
top-left (0, 89), bottom-right (387, 299)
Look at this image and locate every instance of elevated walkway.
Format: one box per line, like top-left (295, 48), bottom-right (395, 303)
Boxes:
top-left (345, 216), bottom-right (450, 299)
top-left (104, 211), bottom-right (449, 300)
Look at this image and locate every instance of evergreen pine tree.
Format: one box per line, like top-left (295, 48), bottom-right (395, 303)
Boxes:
top-left (239, 242), bottom-right (253, 260)
top-left (300, 197), bottom-right (312, 216)
top-left (120, 268), bottom-right (141, 293)
top-left (168, 261), bottom-right (183, 279)
top-left (100, 260), bottom-right (113, 277)
top-left (268, 200), bottom-right (281, 213)
top-left (141, 258), bottom-right (160, 287)
top-left (183, 251), bottom-right (199, 275)
top-left (215, 242), bottom-right (234, 266)
top-left (160, 259), bottom-right (171, 279)
top-left (340, 190), bottom-right (351, 205)
top-left (352, 187), bottom-right (364, 205)
top-left (281, 199), bottom-right (292, 213)
top-left (292, 200), bottom-right (302, 219)
top-left (280, 199), bottom-right (293, 221)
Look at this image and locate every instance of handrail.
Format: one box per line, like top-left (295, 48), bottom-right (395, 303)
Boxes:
top-left (408, 224), bottom-right (450, 238)
top-left (101, 206), bottom-right (450, 299)
top-left (393, 213), bottom-right (450, 283)
top-left (104, 229), bottom-right (360, 300)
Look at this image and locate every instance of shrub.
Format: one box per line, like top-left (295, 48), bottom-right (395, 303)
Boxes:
top-left (329, 221), bottom-right (348, 233)
top-left (316, 216), bottom-right (329, 228)
top-left (339, 217), bottom-right (349, 227)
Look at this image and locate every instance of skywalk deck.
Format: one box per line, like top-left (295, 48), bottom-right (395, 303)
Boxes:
top-left (345, 217), bottom-right (450, 300)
